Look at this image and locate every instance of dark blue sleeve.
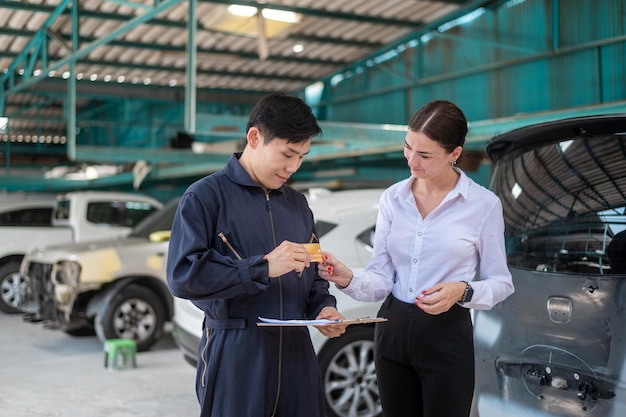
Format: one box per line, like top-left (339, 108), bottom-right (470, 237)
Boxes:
top-left (166, 191), bottom-right (270, 301)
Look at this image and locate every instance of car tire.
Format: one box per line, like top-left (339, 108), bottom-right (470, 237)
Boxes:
top-left (0, 261), bottom-right (27, 314)
top-left (317, 325), bottom-right (383, 417)
top-left (94, 284), bottom-right (165, 352)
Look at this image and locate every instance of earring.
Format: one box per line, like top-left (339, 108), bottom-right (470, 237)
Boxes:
top-left (451, 160), bottom-right (457, 166)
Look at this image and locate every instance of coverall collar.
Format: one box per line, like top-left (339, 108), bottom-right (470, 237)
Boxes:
top-left (224, 152), bottom-right (286, 194)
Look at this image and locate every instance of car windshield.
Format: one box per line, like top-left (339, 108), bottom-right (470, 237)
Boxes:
top-left (128, 198), bottom-right (180, 239)
top-left (490, 132), bottom-right (626, 275)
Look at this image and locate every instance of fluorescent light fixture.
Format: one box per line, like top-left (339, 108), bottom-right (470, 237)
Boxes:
top-left (511, 183), bottom-right (522, 199)
top-left (292, 44), bottom-right (304, 53)
top-left (228, 5), bottom-right (300, 23)
top-left (262, 9), bottom-right (299, 23)
top-left (0, 117), bottom-right (8, 132)
top-left (228, 5), bottom-right (257, 17)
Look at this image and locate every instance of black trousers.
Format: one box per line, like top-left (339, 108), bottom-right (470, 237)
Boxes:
top-left (374, 296), bottom-right (474, 417)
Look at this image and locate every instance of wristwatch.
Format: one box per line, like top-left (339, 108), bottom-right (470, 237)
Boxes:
top-left (460, 281), bottom-right (474, 303)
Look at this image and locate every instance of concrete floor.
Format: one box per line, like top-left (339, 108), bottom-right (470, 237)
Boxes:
top-left (0, 311), bottom-right (200, 417)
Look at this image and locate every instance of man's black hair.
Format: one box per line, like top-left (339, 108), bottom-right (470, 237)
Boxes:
top-left (246, 92), bottom-right (322, 144)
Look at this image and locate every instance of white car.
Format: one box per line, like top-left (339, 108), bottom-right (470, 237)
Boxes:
top-left (20, 199), bottom-right (178, 351)
top-left (172, 188), bottom-right (385, 417)
top-left (0, 198), bottom-right (55, 313)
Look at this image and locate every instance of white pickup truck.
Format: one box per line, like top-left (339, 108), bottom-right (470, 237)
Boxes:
top-left (0, 191), bottom-right (163, 313)
top-left (20, 198), bottom-right (179, 352)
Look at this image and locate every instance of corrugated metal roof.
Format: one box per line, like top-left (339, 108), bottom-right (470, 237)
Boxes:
top-left (1, 0), bottom-right (474, 140)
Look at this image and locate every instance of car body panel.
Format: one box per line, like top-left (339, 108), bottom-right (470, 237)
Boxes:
top-left (0, 192), bottom-right (162, 314)
top-left (19, 199), bottom-right (180, 351)
top-left (24, 237), bottom-right (168, 286)
top-left (473, 114), bottom-right (626, 417)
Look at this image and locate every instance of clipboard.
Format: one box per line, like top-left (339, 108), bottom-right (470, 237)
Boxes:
top-left (257, 316), bottom-right (388, 327)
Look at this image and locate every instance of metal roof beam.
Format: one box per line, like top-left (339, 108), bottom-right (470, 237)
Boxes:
top-left (0, 1), bottom-right (386, 51)
top-left (5, 96), bottom-right (62, 118)
top-left (0, 27), bottom-right (361, 66)
top-left (0, 0), bottom-right (465, 27)
top-left (1, 0), bottom-right (184, 96)
top-left (0, 1), bottom-right (184, 27)
top-left (0, 50), bottom-right (326, 81)
top-left (1, 0), bottom-right (71, 94)
top-left (19, 78), bottom-right (271, 103)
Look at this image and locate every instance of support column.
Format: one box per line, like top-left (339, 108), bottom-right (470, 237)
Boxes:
top-left (184, 0), bottom-right (197, 134)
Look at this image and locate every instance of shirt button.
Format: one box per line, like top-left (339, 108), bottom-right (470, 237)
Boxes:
top-left (409, 288), bottom-right (413, 292)
top-left (417, 232), bottom-right (422, 236)
top-left (413, 259), bottom-right (417, 263)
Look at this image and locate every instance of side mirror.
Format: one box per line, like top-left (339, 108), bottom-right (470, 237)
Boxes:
top-left (149, 230), bottom-right (171, 243)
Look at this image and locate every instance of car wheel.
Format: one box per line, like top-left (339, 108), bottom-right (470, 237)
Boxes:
top-left (317, 325), bottom-right (382, 417)
top-left (94, 284), bottom-right (165, 352)
top-left (0, 261), bottom-right (28, 314)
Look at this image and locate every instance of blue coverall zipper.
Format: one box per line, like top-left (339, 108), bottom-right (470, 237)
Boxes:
top-left (210, 190), bottom-right (284, 414)
top-left (201, 327), bottom-right (210, 388)
top-left (265, 189), bottom-right (283, 417)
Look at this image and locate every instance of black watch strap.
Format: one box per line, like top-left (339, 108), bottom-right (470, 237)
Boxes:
top-left (460, 281), bottom-right (474, 303)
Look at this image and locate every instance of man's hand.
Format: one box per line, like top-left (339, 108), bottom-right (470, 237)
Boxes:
top-left (313, 306), bottom-right (347, 338)
top-left (263, 240), bottom-right (311, 277)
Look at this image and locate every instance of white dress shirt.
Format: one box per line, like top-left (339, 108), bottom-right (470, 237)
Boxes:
top-left (341, 169), bottom-right (514, 310)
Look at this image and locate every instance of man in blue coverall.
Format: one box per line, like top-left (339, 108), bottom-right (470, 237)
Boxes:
top-left (166, 92), bottom-right (346, 417)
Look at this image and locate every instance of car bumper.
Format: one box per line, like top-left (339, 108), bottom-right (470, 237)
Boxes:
top-left (172, 321), bottom-right (200, 366)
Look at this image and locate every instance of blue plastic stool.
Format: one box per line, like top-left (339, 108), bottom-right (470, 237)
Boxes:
top-left (104, 338), bottom-right (137, 370)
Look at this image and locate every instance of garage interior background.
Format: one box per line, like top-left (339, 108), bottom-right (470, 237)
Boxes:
top-left (0, 0), bottom-right (625, 202)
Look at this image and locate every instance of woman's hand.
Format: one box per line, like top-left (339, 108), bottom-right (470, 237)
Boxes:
top-left (313, 306), bottom-right (347, 338)
top-left (317, 252), bottom-right (353, 288)
top-left (414, 281), bottom-right (467, 315)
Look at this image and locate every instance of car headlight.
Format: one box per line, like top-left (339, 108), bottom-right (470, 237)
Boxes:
top-left (54, 261), bottom-right (81, 286)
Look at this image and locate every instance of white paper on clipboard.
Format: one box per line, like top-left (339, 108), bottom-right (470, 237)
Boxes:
top-left (257, 316), bottom-right (388, 327)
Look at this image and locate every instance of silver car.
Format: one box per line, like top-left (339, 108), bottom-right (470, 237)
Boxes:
top-left (473, 114), bottom-right (626, 417)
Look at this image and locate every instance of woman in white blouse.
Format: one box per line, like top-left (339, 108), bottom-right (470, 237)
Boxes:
top-left (318, 99), bottom-right (515, 417)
